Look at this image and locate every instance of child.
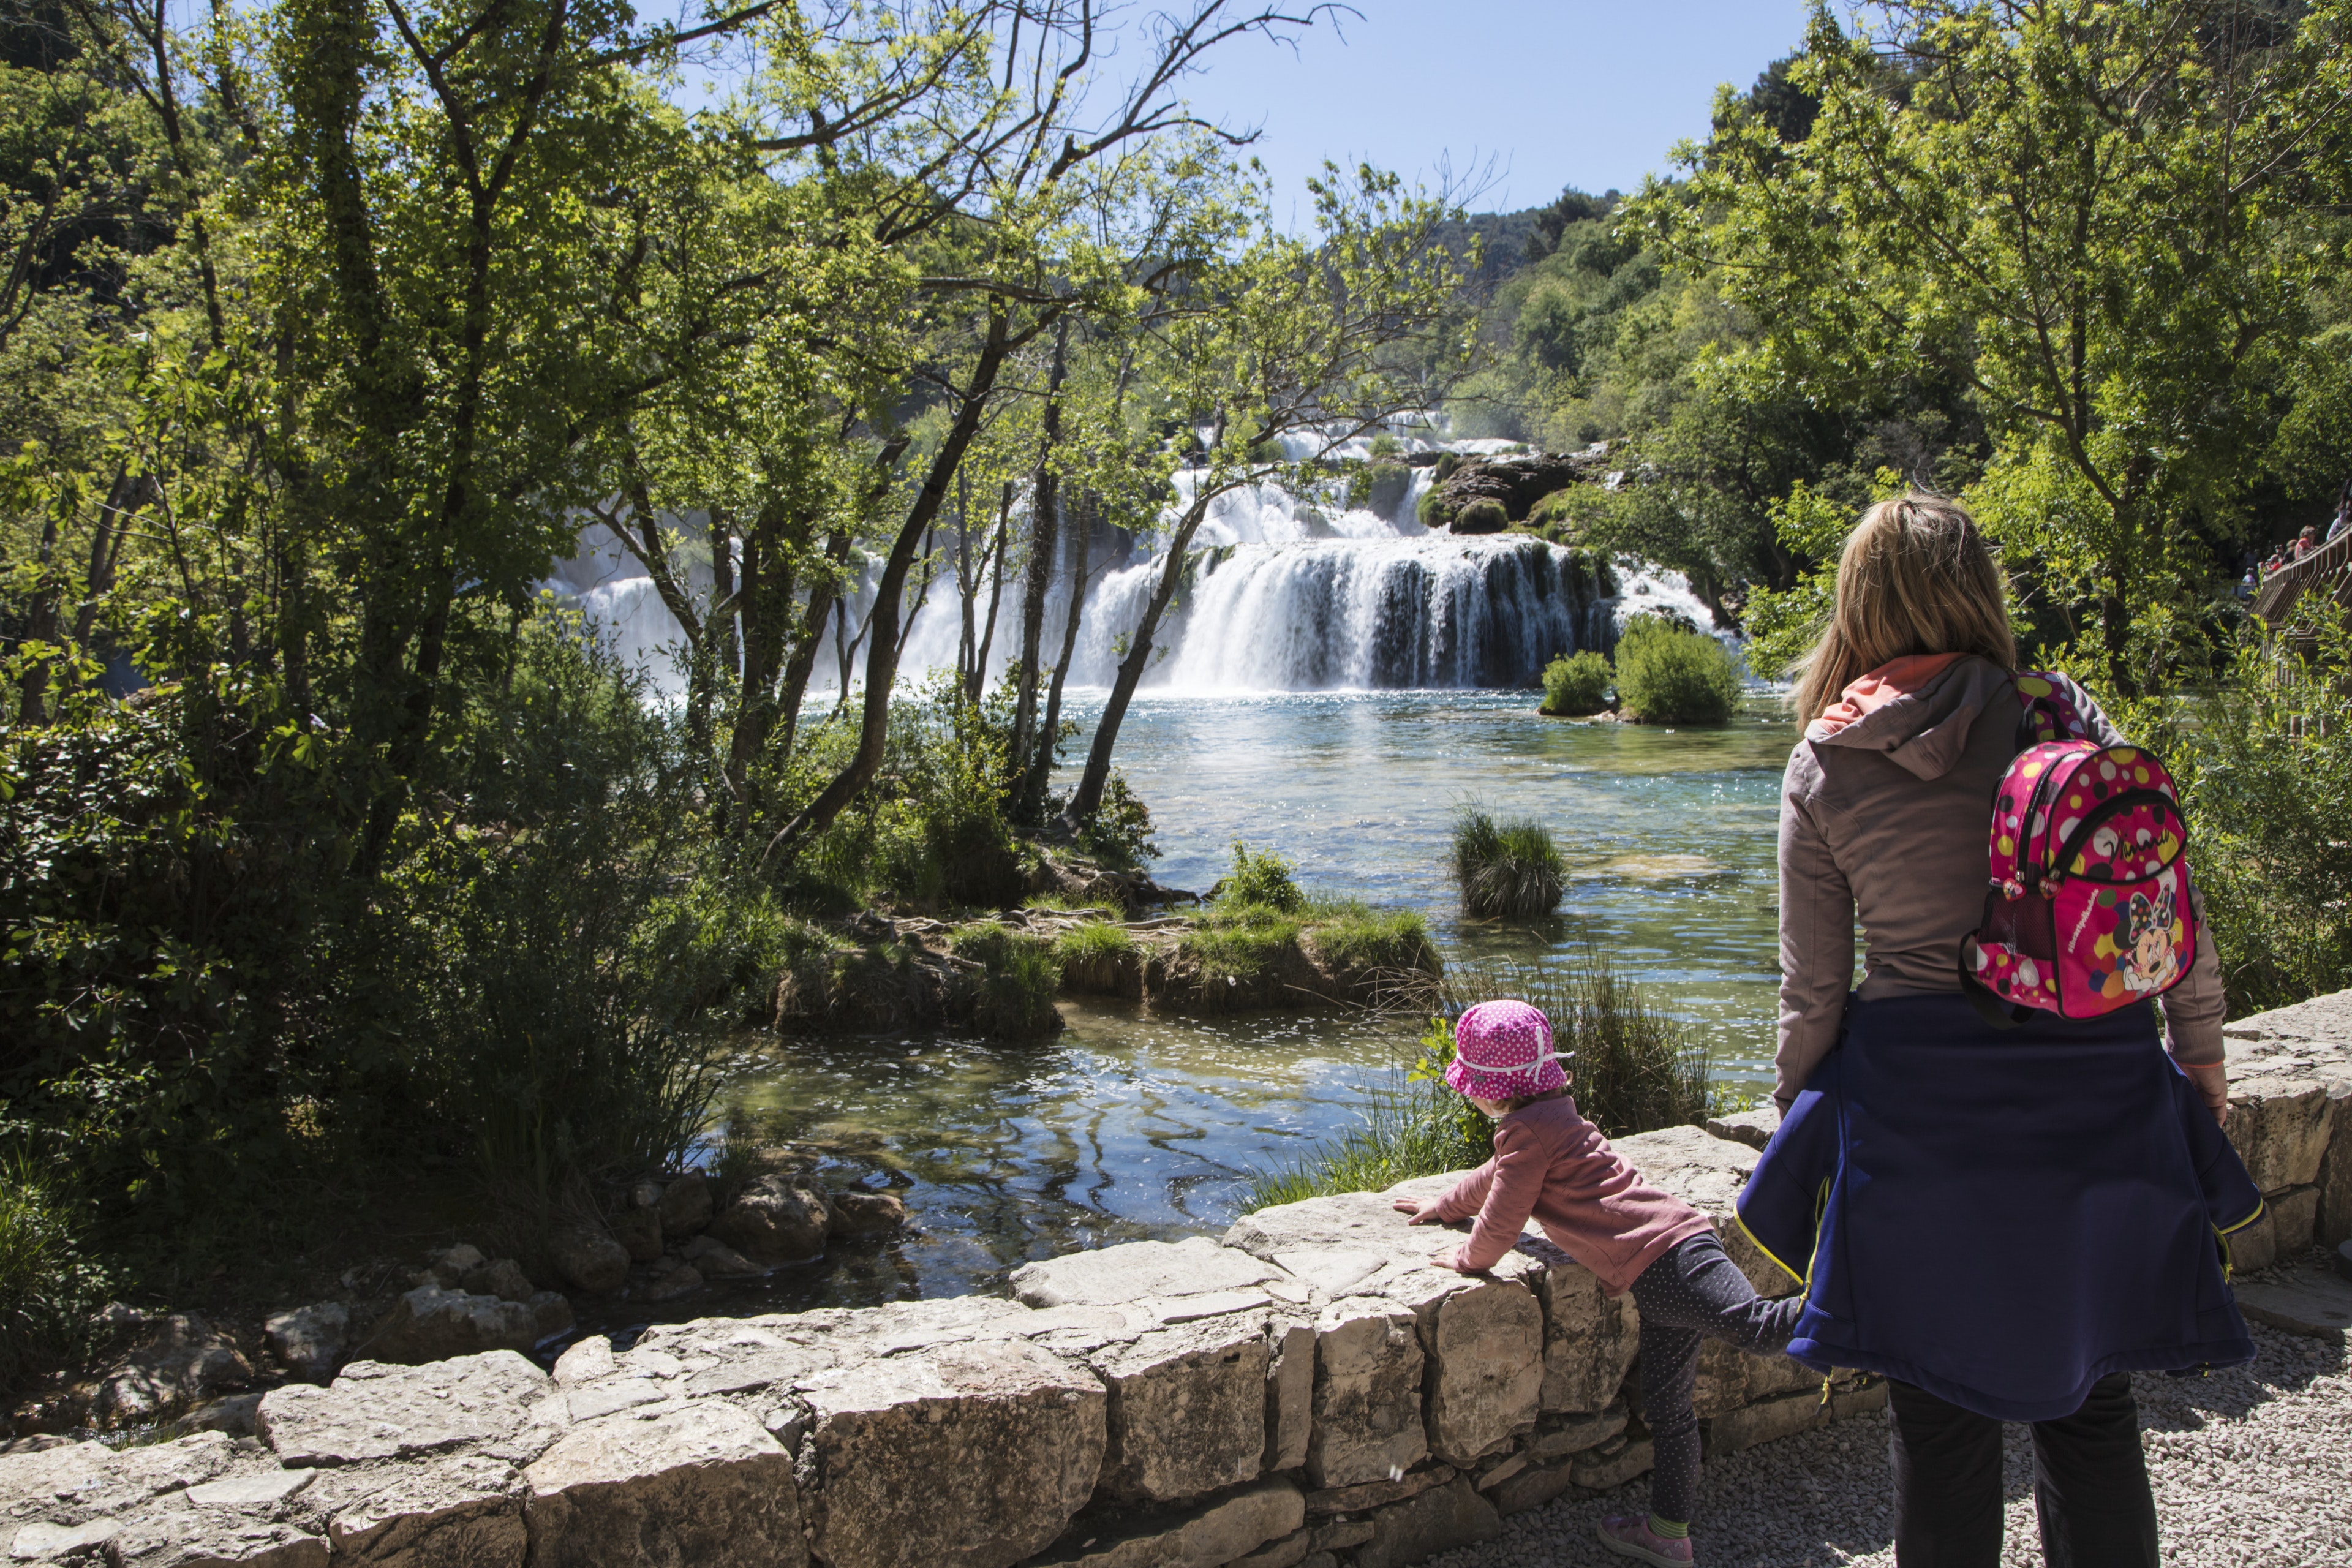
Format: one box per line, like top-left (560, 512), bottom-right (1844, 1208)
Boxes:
top-left (1390, 1000), bottom-right (1804, 1567)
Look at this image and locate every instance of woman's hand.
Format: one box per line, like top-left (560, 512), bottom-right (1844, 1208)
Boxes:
top-left (1392, 1197), bottom-right (1443, 1225)
top-left (2182, 1061), bottom-right (2229, 1127)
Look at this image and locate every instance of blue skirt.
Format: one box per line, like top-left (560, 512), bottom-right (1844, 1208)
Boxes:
top-left (1737, 993), bottom-right (2260, 1422)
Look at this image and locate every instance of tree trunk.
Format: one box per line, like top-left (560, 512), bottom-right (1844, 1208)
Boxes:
top-left (1025, 489), bottom-right (1093, 821)
top-left (970, 482), bottom-right (1013, 706)
top-left (1008, 318), bottom-right (1070, 793)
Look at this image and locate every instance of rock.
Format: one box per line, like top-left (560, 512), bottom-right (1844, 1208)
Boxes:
top-left (1413, 1269), bottom-right (1542, 1465)
top-left (428, 1245), bottom-right (487, 1287)
top-left (1488, 1455), bottom-right (1579, 1516)
top-left (1349, 1477), bottom-right (1501, 1568)
top-left (677, 1235), bottom-right (764, 1278)
top-left (1090, 1315), bottom-right (1268, 1502)
top-left (1263, 1321), bottom-right (1313, 1474)
top-left (527, 1292), bottom-right (573, 1341)
top-left (2319, 1081), bottom-right (2352, 1248)
top-left (551, 1337), bottom-right (615, 1384)
top-left (1831, 1378), bottom-right (1891, 1421)
top-left (1471, 1450), bottom-right (1526, 1490)
top-left (707, 1175), bottom-right (830, 1265)
top-left (628, 1180), bottom-right (663, 1210)
top-left (1302, 1465), bottom-right (1454, 1515)
top-left (1028, 1479), bottom-right (1304, 1567)
top-left (6, 1517), bottom-right (126, 1561)
top-left (828, 1191), bottom-right (909, 1239)
top-left (2234, 1259), bottom-right (2352, 1340)
top-left (1307, 1518), bottom-right (1373, 1552)
top-left (1224, 1526), bottom-right (1314, 1568)
top-left (1570, 1436), bottom-right (1656, 1490)
top-left (105, 1509), bottom-right (328, 1567)
top-left (2230, 1185), bottom-right (2320, 1276)
top-left (801, 1336), bottom-right (1106, 1568)
top-left (1011, 1238), bottom-right (1292, 1310)
top-left (458, 1258), bottom-right (536, 1304)
top-left (638, 1261), bottom-right (703, 1303)
top-left (94, 1314), bottom-right (254, 1427)
top-left (0, 1433), bottom-right (236, 1531)
top-left (2226, 1077), bottom-right (2334, 1194)
top-left (525, 1400), bottom-right (801, 1568)
top-left (1300, 1300), bottom-right (1425, 1488)
top-left (1706, 1388), bottom-right (1828, 1454)
top-left (351, 1286), bottom-right (538, 1366)
top-left (656, 1173), bottom-right (713, 1238)
top-left (1608, 1128), bottom-right (1790, 1296)
top-left (264, 1305), bottom-right (350, 1384)
top-left (327, 1453), bottom-right (522, 1566)
top-left (607, 1205), bottom-right (664, 1264)
top-left (176, 1393), bottom-right (267, 1439)
top-left (257, 1352), bottom-right (558, 1468)
top-left (1526, 1403), bottom-right (1629, 1463)
top-left (545, 1219), bottom-right (630, 1295)
top-left (1705, 1104), bottom-right (1782, 1150)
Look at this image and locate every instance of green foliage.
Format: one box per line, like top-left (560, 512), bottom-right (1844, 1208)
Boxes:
top-left (0, 1140), bottom-right (108, 1398)
top-left (1346, 461), bottom-right (1414, 518)
top-left (1405, 1014), bottom-right (1499, 1163)
top-left (1454, 497), bottom-right (1507, 532)
top-left (1612, 615), bottom-right (1742, 723)
top-left (1542, 650), bottom-right (1613, 715)
top-left (1415, 487), bottom-right (1453, 528)
top-left (1449, 805), bottom-right (1566, 917)
top-left (949, 922), bottom-right (1065, 1039)
top-left (1054, 920), bottom-right (1137, 965)
top-left (1241, 1062), bottom-right (1489, 1211)
top-left (2111, 624), bottom-right (2352, 1014)
top-left (1303, 900), bottom-right (1438, 976)
top-left (1445, 952), bottom-right (1713, 1140)
top-left (1215, 840), bottom-right (1305, 913)
top-left (1370, 434), bottom-right (1403, 459)
top-left (1072, 772), bottom-right (1161, 872)
top-left (1180, 903), bottom-right (1304, 982)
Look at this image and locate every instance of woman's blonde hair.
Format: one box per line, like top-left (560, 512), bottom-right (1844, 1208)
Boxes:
top-left (1790, 492), bottom-right (2017, 723)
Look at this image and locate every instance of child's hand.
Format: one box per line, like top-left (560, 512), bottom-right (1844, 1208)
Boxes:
top-left (1428, 1244), bottom-right (1473, 1273)
top-left (1391, 1197), bottom-right (1443, 1225)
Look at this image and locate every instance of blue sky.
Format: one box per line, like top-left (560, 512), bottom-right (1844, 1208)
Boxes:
top-left (1149, 1), bottom-right (1817, 216)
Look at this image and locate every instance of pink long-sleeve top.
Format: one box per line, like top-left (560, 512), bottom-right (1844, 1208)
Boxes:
top-left (1423, 1095), bottom-right (1712, 1297)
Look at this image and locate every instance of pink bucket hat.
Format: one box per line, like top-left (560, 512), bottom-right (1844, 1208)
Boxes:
top-left (1446, 1000), bottom-right (1567, 1100)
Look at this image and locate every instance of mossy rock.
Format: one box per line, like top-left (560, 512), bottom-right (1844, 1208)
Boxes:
top-left (1452, 497), bottom-right (1509, 535)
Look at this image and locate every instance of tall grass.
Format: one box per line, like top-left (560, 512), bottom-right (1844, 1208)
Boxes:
top-left (1242, 1066), bottom-right (1487, 1210)
top-left (0, 1144), bottom-right (108, 1399)
top-left (1450, 805), bottom-right (1566, 918)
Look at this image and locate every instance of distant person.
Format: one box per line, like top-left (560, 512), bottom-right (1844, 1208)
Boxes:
top-left (2264, 549), bottom-right (2286, 576)
top-left (2328, 479), bottom-right (2351, 541)
top-left (2291, 524), bottom-right (2320, 560)
top-left (1747, 493), bottom-right (2255, 1567)
top-left (1390, 1000), bottom-right (1803, 1567)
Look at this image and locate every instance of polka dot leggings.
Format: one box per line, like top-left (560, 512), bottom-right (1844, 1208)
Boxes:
top-left (1626, 1232), bottom-right (1809, 1527)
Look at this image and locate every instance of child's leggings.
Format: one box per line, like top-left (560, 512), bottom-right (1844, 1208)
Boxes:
top-left (1626, 1231), bottom-right (1807, 1526)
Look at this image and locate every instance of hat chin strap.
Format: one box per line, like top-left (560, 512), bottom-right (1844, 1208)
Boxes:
top-left (1463, 1039), bottom-right (1562, 1074)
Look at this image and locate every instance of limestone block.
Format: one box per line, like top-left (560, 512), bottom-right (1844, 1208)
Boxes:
top-left (182, 1469), bottom-right (314, 1510)
top-left (1090, 1315), bottom-right (1267, 1502)
top-left (1487, 1457), bottom-right (1577, 1517)
top-left (1524, 1403), bottom-right (1628, 1464)
top-left (258, 1354), bottom-right (560, 1469)
top-left (1525, 1248), bottom-right (1638, 1414)
top-left (1300, 1301), bottom-right (1425, 1489)
top-left (1223, 1526), bottom-right (1313, 1568)
top-left (354, 1287), bottom-right (540, 1366)
top-left (1415, 1273), bottom-right (1541, 1465)
top-left (1569, 1437), bottom-right (1655, 1491)
top-left (801, 1336), bottom-right (1106, 1568)
top-left (2230, 1185), bottom-right (2320, 1276)
top-left (1608, 1128), bottom-right (1789, 1296)
top-left (2319, 1081), bottom-right (2352, 1249)
top-left (1348, 1477), bottom-right (1500, 1568)
top-left (1705, 1105), bottom-right (1781, 1150)
top-left (1011, 1237), bottom-right (1291, 1310)
top-left (655, 1174), bottom-right (712, 1239)
top-left (328, 1454), bottom-right (524, 1566)
top-left (1831, 1378), bottom-right (1891, 1421)
top-left (104, 1509), bottom-right (328, 1568)
top-left (543, 1221), bottom-right (628, 1296)
top-left (1301, 1466), bottom-right (1453, 1515)
top-left (2226, 1077), bottom-right (2334, 1194)
top-left (1262, 1321), bottom-right (1313, 1475)
top-left (264, 1305), bottom-right (350, 1384)
top-left (1, 1434), bottom-right (235, 1531)
top-left (1025, 1479), bottom-right (1303, 1568)
top-left (2234, 1259), bottom-right (2352, 1340)
top-left (1706, 1389), bottom-right (1828, 1455)
top-left (524, 1401), bottom-right (800, 1568)
top-left (6, 1517), bottom-right (123, 1561)
top-left (1306, 1520), bottom-right (1371, 1553)
top-left (707, 1175), bottom-right (829, 1265)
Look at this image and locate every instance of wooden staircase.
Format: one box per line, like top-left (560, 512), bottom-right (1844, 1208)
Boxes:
top-left (2254, 526), bottom-right (2352, 626)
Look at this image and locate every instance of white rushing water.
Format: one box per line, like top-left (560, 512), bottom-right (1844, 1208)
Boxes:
top-left (546, 439), bottom-right (1731, 696)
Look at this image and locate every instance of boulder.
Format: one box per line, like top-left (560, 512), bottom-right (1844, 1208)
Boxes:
top-left (638, 1261), bottom-right (703, 1303)
top-left (1090, 1316), bottom-right (1268, 1502)
top-left (655, 1174), bottom-right (713, 1238)
top-left (258, 1352), bottom-right (560, 1469)
top-left (527, 1292), bottom-right (573, 1341)
top-left (2231, 1185), bottom-right (2321, 1276)
top-left (263, 1305), bottom-right (350, 1384)
top-left (328, 1453), bottom-right (522, 1566)
top-left (2226, 1076), bottom-right (2335, 1194)
top-left (545, 1220), bottom-right (630, 1295)
top-left (352, 1287), bottom-right (539, 1366)
top-left (801, 1336), bottom-right (1106, 1568)
top-left (94, 1314), bottom-right (253, 1427)
top-left (459, 1258), bottom-right (537, 1305)
top-left (677, 1235), bottom-right (764, 1278)
top-left (428, 1246), bottom-right (488, 1287)
top-left (2233, 1258), bottom-right (2352, 1339)
top-left (177, 1393), bottom-right (268, 1439)
top-left (526, 1400), bottom-right (801, 1568)
top-left (827, 1191), bottom-right (910, 1239)
top-left (1028, 1479), bottom-right (1304, 1568)
top-left (1704, 1104), bottom-right (1782, 1150)
top-left (708, 1175), bottom-right (830, 1265)
top-left (1348, 1477), bottom-right (1500, 1568)
top-left (607, 1206), bottom-right (664, 1265)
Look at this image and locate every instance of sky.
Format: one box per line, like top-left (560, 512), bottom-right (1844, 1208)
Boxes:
top-left (1143, 1), bottom-right (1818, 217)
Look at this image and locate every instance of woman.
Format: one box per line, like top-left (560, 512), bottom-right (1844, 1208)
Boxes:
top-left (1738, 495), bottom-right (2260, 1568)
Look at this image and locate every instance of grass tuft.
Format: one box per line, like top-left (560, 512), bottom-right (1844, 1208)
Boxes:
top-left (950, 922), bottom-right (1064, 1038)
top-left (1450, 805), bottom-right (1566, 918)
top-left (1055, 919), bottom-right (1137, 965)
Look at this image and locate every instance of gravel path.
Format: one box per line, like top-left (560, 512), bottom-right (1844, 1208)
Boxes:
top-left (1425, 1325), bottom-right (2351, 1568)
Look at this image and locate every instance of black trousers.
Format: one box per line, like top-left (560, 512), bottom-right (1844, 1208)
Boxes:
top-left (1887, 1373), bottom-right (2160, 1568)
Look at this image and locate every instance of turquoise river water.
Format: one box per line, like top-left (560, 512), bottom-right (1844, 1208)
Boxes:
top-left (690, 690), bottom-right (1797, 1314)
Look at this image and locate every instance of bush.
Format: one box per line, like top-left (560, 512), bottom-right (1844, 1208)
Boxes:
top-left (1450, 805), bottom-right (1566, 917)
top-left (0, 1142), bottom-right (108, 1399)
top-left (1346, 461), bottom-right (1414, 520)
top-left (1214, 840), bottom-right (1304, 913)
top-left (950, 922), bottom-right (1064, 1038)
top-left (1415, 488), bottom-right (1453, 529)
top-left (1453, 497), bottom-right (1508, 533)
top-left (1370, 433), bottom-right (1403, 459)
top-left (1612, 615), bottom-right (1742, 724)
top-left (1072, 771), bottom-right (1161, 870)
top-left (1542, 650), bottom-right (1613, 715)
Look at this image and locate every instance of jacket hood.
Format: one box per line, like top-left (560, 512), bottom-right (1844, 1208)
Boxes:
top-left (1804, 653), bottom-right (2010, 780)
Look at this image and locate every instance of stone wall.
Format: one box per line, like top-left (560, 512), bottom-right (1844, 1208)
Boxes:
top-left (7, 989), bottom-right (2346, 1568)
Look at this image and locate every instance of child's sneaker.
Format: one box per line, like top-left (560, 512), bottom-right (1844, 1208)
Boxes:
top-left (1597, 1515), bottom-right (1695, 1566)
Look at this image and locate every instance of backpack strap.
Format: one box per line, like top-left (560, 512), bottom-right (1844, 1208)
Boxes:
top-left (2013, 670), bottom-right (2091, 748)
top-left (1956, 944), bottom-right (2032, 1031)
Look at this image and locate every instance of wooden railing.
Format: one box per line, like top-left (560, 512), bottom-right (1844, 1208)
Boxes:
top-left (2253, 525), bottom-right (2352, 625)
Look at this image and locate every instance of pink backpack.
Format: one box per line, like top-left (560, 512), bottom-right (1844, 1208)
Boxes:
top-left (1961, 672), bottom-right (2199, 1025)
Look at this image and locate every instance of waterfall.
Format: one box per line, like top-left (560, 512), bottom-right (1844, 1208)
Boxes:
top-left (544, 443), bottom-right (1730, 696)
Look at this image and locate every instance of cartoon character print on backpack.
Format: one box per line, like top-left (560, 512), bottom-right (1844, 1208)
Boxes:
top-left (2083, 876), bottom-right (2184, 1000)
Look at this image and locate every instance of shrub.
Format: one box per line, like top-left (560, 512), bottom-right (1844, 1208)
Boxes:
top-left (1450, 805), bottom-right (1566, 918)
top-left (1215, 840), bottom-right (1304, 913)
top-left (1369, 433), bottom-right (1403, 459)
top-left (1453, 497), bottom-right (1508, 533)
top-left (1612, 615), bottom-right (1741, 724)
top-left (1072, 772), bottom-right (1161, 871)
top-left (949, 923), bottom-right (1064, 1038)
top-left (1542, 650), bottom-right (1613, 715)
top-left (0, 1142), bottom-right (108, 1400)
top-left (1415, 488), bottom-right (1454, 529)
top-left (1347, 461), bottom-right (1414, 520)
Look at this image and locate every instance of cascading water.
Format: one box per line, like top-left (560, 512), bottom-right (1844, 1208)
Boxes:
top-left (544, 439), bottom-right (1732, 696)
